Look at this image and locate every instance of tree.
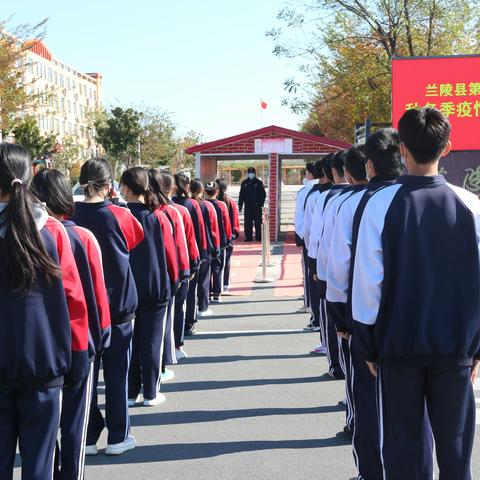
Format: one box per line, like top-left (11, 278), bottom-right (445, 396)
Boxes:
top-left (94, 107), bottom-right (143, 167)
top-left (174, 130), bottom-right (203, 173)
top-left (268, 0), bottom-right (480, 141)
top-left (12, 115), bottom-right (56, 160)
top-left (0, 19), bottom-right (47, 137)
top-left (51, 135), bottom-right (82, 178)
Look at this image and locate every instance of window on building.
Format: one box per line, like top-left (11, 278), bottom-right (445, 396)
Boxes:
top-left (27, 61), bottom-right (33, 75)
top-left (55, 120), bottom-right (60, 134)
top-left (43, 65), bottom-right (47, 78)
top-left (60, 74), bottom-right (64, 88)
top-left (73, 103), bottom-right (77, 115)
top-left (61, 121), bottom-right (65, 135)
top-left (66, 78), bottom-right (70, 90)
top-left (67, 100), bottom-right (71, 113)
top-left (48, 68), bottom-right (53, 83)
top-left (54, 71), bottom-right (58, 84)
top-left (60, 97), bottom-right (65, 111)
top-left (72, 80), bottom-right (76, 93)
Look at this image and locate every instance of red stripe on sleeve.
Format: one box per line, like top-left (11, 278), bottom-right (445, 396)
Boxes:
top-left (74, 226), bottom-right (112, 332)
top-left (154, 209), bottom-right (180, 284)
top-left (205, 201), bottom-right (221, 248)
top-left (219, 201), bottom-right (233, 240)
top-left (192, 201), bottom-right (207, 250)
top-left (45, 217), bottom-right (89, 352)
top-left (107, 204), bottom-right (144, 251)
top-left (231, 201), bottom-right (240, 235)
top-left (172, 203), bottom-right (199, 263)
top-left (163, 205), bottom-right (190, 276)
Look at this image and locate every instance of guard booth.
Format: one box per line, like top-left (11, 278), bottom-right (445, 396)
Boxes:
top-left (186, 125), bottom-right (350, 241)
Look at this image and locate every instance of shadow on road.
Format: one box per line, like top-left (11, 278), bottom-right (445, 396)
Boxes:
top-left (180, 353), bottom-right (314, 364)
top-left (131, 404), bottom-right (344, 427)
top-left (86, 436), bottom-right (351, 465)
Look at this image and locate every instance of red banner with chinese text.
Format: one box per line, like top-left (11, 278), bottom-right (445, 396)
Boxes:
top-left (392, 56), bottom-right (480, 151)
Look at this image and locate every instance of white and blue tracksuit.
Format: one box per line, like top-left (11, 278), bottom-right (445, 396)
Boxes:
top-left (308, 184), bottom-right (350, 378)
top-left (352, 175), bottom-right (480, 480)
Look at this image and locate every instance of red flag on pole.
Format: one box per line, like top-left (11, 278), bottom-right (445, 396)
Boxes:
top-left (261, 100), bottom-right (268, 110)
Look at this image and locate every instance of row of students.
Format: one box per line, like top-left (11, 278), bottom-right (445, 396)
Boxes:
top-left (0, 150), bottom-right (241, 478)
top-left (297, 107), bottom-right (480, 479)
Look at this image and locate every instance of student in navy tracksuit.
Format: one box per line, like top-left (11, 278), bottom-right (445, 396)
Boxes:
top-left (318, 147), bottom-right (367, 437)
top-left (170, 173), bottom-right (201, 359)
top-left (119, 167), bottom-right (178, 407)
top-left (353, 108), bottom-right (480, 480)
top-left (72, 158), bottom-right (144, 456)
top-left (32, 169), bottom-right (112, 480)
top-left (205, 181), bottom-right (232, 302)
top-left (302, 156), bottom-right (332, 335)
top-left (147, 169), bottom-right (190, 371)
top-left (308, 151), bottom-right (349, 378)
top-left (190, 179), bottom-right (221, 322)
top-left (217, 178), bottom-right (240, 293)
top-left (326, 129), bottom-right (404, 479)
top-left (0, 144), bottom-right (89, 480)
top-left (173, 173), bottom-right (208, 338)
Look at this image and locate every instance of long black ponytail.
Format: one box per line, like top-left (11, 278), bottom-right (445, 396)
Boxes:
top-left (147, 168), bottom-right (170, 206)
top-left (120, 167), bottom-right (160, 213)
top-left (174, 172), bottom-right (190, 198)
top-left (0, 143), bottom-right (59, 293)
top-left (216, 177), bottom-right (231, 209)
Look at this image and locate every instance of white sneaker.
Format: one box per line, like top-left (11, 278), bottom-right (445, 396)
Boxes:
top-left (223, 285), bottom-right (230, 293)
top-left (85, 444), bottom-right (98, 456)
top-left (128, 395), bottom-right (141, 407)
top-left (105, 435), bottom-right (136, 455)
top-left (143, 393), bottom-right (166, 406)
top-left (211, 296), bottom-right (222, 303)
top-left (297, 305), bottom-right (311, 313)
top-left (161, 368), bottom-right (175, 382)
top-left (198, 309), bottom-right (213, 317)
top-left (176, 347), bottom-right (188, 361)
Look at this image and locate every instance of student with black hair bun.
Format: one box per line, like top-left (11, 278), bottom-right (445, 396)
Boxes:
top-left (189, 179), bottom-right (220, 324)
top-left (172, 172), bottom-right (206, 355)
top-left (204, 181), bottom-right (232, 302)
top-left (216, 178), bottom-right (239, 293)
top-left (147, 169), bottom-right (189, 373)
top-left (72, 158), bottom-right (144, 456)
top-left (158, 171), bottom-right (199, 361)
top-left (0, 144), bottom-right (89, 479)
top-left (118, 167), bottom-right (178, 408)
top-left (31, 168), bottom-right (111, 479)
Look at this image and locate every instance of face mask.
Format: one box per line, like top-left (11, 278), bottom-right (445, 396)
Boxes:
top-left (248, 173), bottom-right (255, 180)
top-left (303, 177), bottom-right (308, 185)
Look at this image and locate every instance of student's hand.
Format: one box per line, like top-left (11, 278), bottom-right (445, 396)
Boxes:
top-left (366, 361), bottom-right (378, 378)
top-left (313, 274), bottom-right (318, 282)
top-left (470, 359), bottom-right (480, 384)
top-left (337, 331), bottom-right (350, 340)
top-left (189, 273), bottom-right (195, 281)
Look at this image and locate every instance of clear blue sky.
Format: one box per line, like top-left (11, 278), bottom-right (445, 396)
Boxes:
top-left (10, 0), bottom-right (304, 141)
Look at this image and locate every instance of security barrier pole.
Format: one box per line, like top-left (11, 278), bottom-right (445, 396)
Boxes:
top-left (254, 206), bottom-right (274, 283)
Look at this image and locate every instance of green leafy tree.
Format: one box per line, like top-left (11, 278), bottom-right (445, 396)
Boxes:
top-left (268, 0), bottom-right (480, 141)
top-left (52, 135), bottom-right (82, 177)
top-left (94, 107), bottom-right (143, 167)
top-left (0, 19), bottom-right (47, 138)
top-left (12, 115), bottom-right (56, 160)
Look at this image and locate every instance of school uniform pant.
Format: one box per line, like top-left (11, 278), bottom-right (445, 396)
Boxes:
top-left (350, 338), bottom-right (383, 480)
top-left (128, 304), bottom-right (168, 400)
top-left (211, 249), bottom-right (226, 297)
top-left (173, 280), bottom-right (189, 348)
top-left (338, 336), bottom-right (354, 431)
top-left (0, 385), bottom-right (61, 480)
top-left (223, 245), bottom-right (234, 288)
top-left (244, 207), bottom-right (262, 241)
top-left (197, 256), bottom-right (211, 313)
top-left (87, 321), bottom-right (133, 446)
top-left (308, 271), bottom-right (321, 328)
top-left (185, 270), bottom-right (199, 328)
top-left (302, 246), bottom-right (311, 308)
top-left (163, 297), bottom-right (177, 366)
top-left (324, 300), bottom-right (344, 379)
top-left (56, 362), bottom-right (94, 480)
top-left (377, 364), bottom-right (472, 480)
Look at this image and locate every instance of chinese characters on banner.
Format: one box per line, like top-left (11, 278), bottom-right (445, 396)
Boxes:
top-left (392, 56), bottom-right (480, 151)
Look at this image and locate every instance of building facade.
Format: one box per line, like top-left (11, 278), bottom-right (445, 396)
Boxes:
top-left (23, 40), bottom-right (102, 159)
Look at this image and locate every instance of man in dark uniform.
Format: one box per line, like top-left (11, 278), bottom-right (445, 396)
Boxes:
top-left (238, 167), bottom-right (266, 241)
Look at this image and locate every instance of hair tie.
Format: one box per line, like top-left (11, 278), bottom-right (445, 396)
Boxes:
top-left (11, 178), bottom-right (23, 187)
